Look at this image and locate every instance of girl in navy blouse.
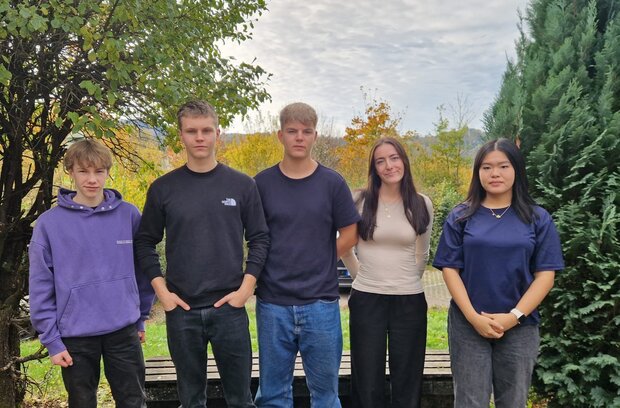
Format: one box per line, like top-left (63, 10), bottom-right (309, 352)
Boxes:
top-left (433, 138), bottom-right (563, 408)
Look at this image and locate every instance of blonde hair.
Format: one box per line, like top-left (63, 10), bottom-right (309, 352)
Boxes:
top-left (279, 102), bottom-right (318, 129)
top-left (177, 100), bottom-right (219, 129)
top-left (64, 138), bottom-right (113, 171)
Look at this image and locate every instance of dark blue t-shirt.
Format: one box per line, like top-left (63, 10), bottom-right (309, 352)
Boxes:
top-left (255, 164), bottom-right (360, 305)
top-left (433, 204), bottom-right (564, 325)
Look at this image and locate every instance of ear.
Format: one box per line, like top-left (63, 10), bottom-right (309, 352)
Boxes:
top-left (277, 129), bottom-right (284, 144)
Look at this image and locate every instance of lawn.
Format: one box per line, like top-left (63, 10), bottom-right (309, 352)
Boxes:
top-left (21, 302), bottom-right (448, 406)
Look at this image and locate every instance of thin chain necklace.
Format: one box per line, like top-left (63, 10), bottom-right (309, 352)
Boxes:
top-left (380, 197), bottom-right (401, 218)
top-left (489, 205), bottom-right (511, 219)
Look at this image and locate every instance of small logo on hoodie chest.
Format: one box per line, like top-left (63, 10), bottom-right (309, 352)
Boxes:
top-left (116, 240), bottom-right (133, 245)
top-left (221, 198), bottom-right (237, 207)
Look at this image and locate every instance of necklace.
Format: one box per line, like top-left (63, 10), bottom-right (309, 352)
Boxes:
top-left (380, 198), bottom-right (401, 218)
top-left (489, 205), bottom-right (511, 219)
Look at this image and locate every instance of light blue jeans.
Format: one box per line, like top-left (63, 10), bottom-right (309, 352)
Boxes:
top-left (254, 298), bottom-right (343, 408)
top-left (448, 305), bottom-right (540, 408)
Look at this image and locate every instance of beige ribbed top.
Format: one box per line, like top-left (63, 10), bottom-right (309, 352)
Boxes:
top-left (342, 193), bottom-right (433, 295)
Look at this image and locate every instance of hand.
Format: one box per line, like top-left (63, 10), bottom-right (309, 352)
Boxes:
top-left (51, 350), bottom-right (73, 367)
top-left (214, 289), bottom-right (252, 308)
top-left (159, 291), bottom-right (190, 312)
top-left (138, 331), bottom-right (146, 343)
top-left (469, 313), bottom-right (505, 339)
top-left (481, 312), bottom-right (518, 332)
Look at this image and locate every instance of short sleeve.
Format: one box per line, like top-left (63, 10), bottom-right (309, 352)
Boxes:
top-left (531, 208), bottom-right (564, 272)
top-left (332, 177), bottom-right (361, 229)
top-left (432, 206), bottom-right (466, 270)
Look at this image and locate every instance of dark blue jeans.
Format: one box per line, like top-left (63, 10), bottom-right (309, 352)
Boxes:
top-left (165, 304), bottom-right (255, 408)
top-left (61, 324), bottom-right (146, 408)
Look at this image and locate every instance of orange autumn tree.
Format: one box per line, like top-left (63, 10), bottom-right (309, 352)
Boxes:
top-left (337, 95), bottom-right (404, 188)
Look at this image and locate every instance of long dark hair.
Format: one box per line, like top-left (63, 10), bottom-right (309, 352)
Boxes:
top-left (458, 138), bottom-right (536, 224)
top-left (357, 137), bottom-right (430, 240)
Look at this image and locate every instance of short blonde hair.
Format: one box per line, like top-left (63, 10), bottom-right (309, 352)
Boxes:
top-left (64, 138), bottom-right (113, 171)
top-left (279, 102), bottom-right (318, 129)
top-left (177, 100), bottom-right (219, 129)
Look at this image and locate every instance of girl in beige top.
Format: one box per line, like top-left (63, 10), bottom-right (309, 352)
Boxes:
top-left (342, 137), bottom-right (433, 408)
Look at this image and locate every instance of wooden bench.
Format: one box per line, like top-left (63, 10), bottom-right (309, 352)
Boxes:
top-left (145, 350), bottom-right (453, 407)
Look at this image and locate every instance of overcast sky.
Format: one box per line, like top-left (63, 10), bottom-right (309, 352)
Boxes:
top-left (221, 0), bottom-right (529, 136)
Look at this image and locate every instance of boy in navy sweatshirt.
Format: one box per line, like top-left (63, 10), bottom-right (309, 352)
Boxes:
top-left (135, 100), bottom-right (269, 408)
top-left (29, 139), bottom-right (155, 408)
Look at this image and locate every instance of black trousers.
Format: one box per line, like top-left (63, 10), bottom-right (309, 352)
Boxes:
top-left (165, 304), bottom-right (255, 408)
top-left (61, 324), bottom-right (146, 408)
top-left (349, 289), bottom-right (427, 408)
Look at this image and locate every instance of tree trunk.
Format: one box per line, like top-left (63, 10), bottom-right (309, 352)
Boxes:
top-left (0, 305), bottom-right (24, 408)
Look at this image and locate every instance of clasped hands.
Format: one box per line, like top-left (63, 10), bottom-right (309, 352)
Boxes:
top-left (470, 312), bottom-right (519, 339)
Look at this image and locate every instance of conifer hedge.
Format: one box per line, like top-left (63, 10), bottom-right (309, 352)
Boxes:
top-left (484, 1), bottom-right (620, 406)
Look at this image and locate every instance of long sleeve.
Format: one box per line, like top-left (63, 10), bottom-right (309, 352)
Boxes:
top-left (134, 184), bottom-right (165, 282)
top-left (131, 209), bottom-right (155, 331)
top-left (29, 234), bottom-right (66, 356)
top-left (242, 181), bottom-right (270, 278)
top-left (415, 195), bottom-right (434, 277)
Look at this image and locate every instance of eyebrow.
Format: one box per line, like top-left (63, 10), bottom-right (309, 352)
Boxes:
top-left (481, 160), bottom-right (511, 165)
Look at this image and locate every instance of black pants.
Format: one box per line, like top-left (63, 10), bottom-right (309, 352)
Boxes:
top-left (61, 324), bottom-right (146, 408)
top-left (165, 304), bottom-right (255, 408)
top-left (349, 289), bottom-right (427, 408)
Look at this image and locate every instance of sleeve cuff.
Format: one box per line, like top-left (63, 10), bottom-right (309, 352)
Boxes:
top-left (45, 338), bottom-right (67, 357)
top-left (244, 262), bottom-right (262, 279)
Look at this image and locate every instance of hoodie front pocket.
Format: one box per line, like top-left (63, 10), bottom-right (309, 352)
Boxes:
top-left (59, 277), bottom-right (140, 337)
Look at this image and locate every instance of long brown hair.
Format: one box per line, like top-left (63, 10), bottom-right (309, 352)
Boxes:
top-left (357, 137), bottom-right (430, 240)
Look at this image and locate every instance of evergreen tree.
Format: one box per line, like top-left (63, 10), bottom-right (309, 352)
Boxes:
top-left (485, 1), bottom-right (620, 406)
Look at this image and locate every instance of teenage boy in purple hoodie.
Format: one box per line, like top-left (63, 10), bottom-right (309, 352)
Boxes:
top-left (29, 138), bottom-right (155, 408)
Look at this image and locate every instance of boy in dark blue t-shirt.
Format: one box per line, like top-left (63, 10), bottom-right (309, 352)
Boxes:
top-left (254, 102), bottom-right (360, 407)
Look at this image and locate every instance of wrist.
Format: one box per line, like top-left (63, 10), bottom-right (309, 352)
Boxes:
top-left (510, 308), bottom-right (526, 324)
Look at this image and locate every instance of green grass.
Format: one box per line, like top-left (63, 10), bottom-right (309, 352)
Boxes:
top-left (21, 306), bottom-right (448, 405)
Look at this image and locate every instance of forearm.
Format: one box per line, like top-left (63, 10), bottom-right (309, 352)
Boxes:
top-left (515, 271), bottom-right (555, 315)
top-left (237, 274), bottom-right (257, 299)
top-left (151, 276), bottom-right (170, 298)
top-left (340, 248), bottom-right (359, 279)
top-left (337, 223), bottom-right (358, 258)
top-left (442, 267), bottom-right (477, 320)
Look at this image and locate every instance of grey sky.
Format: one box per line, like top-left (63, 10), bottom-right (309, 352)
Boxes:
top-left (221, 0), bottom-right (529, 135)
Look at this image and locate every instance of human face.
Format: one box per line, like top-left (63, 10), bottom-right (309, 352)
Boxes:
top-left (373, 143), bottom-right (404, 187)
top-left (69, 163), bottom-right (108, 207)
top-left (479, 150), bottom-right (515, 201)
top-left (179, 115), bottom-right (219, 164)
top-left (278, 120), bottom-right (317, 160)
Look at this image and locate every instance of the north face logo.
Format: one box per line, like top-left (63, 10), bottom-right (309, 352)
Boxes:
top-left (221, 198), bottom-right (237, 206)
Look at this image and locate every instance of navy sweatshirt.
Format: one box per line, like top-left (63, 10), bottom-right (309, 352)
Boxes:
top-left (135, 164), bottom-right (270, 308)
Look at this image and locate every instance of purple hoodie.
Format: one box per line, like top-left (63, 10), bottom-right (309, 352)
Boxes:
top-left (29, 188), bottom-right (155, 356)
